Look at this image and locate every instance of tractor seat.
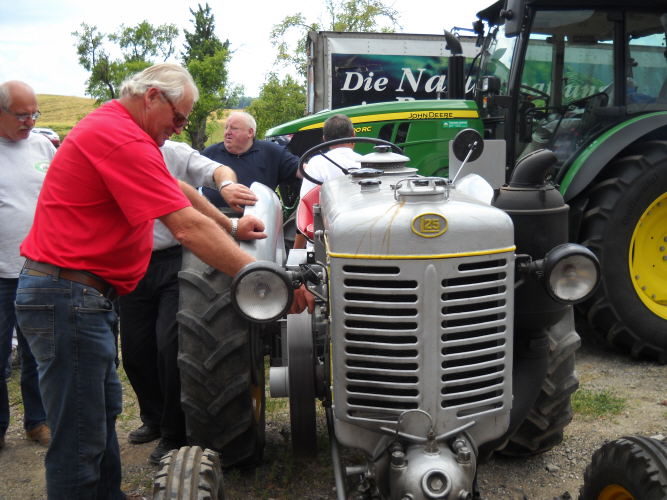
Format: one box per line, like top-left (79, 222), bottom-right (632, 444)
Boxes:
top-left (296, 185), bottom-right (321, 241)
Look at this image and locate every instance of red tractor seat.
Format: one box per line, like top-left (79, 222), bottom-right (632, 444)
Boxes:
top-left (296, 185), bottom-right (321, 241)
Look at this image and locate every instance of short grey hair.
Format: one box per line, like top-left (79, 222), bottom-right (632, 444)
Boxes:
top-left (229, 111), bottom-right (257, 137)
top-left (323, 113), bottom-right (354, 141)
top-left (0, 80), bottom-right (34, 109)
top-left (120, 63), bottom-right (199, 102)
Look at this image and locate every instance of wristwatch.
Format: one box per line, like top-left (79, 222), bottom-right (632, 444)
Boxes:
top-left (217, 180), bottom-right (234, 191)
top-left (230, 218), bottom-right (239, 239)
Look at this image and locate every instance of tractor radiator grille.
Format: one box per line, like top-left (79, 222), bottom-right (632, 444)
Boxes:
top-left (334, 255), bottom-right (512, 427)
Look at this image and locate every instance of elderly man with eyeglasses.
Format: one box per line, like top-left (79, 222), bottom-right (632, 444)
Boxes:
top-left (0, 80), bottom-right (52, 453)
top-left (14, 63), bottom-right (313, 499)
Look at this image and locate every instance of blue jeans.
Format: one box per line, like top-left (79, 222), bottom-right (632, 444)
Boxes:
top-left (15, 271), bottom-right (123, 500)
top-left (0, 277), bottom-right (46, 436)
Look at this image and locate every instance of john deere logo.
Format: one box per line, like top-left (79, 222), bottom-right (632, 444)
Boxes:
top-left (412, 213), bottom-right (447, 238)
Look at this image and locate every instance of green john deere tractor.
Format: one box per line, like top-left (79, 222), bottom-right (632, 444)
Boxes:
top-left (267, 0), bottom-right (667, 362)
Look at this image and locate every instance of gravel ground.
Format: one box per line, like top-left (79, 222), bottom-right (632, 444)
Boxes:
top-left (0, 335), bottom-right (665, 499)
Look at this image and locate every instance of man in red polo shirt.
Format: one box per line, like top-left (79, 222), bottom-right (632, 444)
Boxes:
top-left (13, 63), bottom-right (291, 500)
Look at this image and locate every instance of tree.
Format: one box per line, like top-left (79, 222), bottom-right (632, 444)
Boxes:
top-left (246, 74), bottom-right (306, 139)
top-left (109, 22), bottom-right (178, 63)
top-left (236, 96), bottom-right (255, 109)
top-left (270, 0), bottom-right (400, 79)
top-left (181, 3), bottom-right (240, 150)
top-left (72, 21), bottom-right (178, 103)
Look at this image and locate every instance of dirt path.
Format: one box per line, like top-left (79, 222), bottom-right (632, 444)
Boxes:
top-left (0, 336), bottom-right (665, 499)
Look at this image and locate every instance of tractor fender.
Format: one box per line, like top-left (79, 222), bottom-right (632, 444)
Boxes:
top-left (559, 111), bottom-right (667, 202)
top-left (239, 182), bottom-right (286, 265)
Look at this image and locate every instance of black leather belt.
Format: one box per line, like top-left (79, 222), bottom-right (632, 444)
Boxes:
top-left (23, 259), bottom-right (117, 300)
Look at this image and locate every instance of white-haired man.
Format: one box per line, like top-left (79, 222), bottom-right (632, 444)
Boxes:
top-left (15, 63), bottom-right (313, 499)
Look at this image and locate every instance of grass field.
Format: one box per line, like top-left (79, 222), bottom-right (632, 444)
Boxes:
top-left (36, 94), bottom-right (96, 140)
top-left (36, 94), bottom-right (228, 147)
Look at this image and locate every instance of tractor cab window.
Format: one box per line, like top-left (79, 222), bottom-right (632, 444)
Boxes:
top-left (478, 26), bottom-right (516, 124)
top-left (516, 9), bottom-right (615, 163)
top-left (625, 13), bottom-right (667, 113)
top-left (515, 8), bottom-right (667, 168)
top-left (479, 27), bottom-right (515, 96)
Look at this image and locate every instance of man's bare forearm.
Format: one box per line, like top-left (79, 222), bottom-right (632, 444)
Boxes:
top-left (212, 165), bottom-right (237, 188)
top-left (178, 180), bottom-right (231, 233)
top-left (160, 206), bottom-right (253, 276)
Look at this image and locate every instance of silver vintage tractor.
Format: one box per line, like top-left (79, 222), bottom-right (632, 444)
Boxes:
top-left (153, 130), bottom-right (601, 499)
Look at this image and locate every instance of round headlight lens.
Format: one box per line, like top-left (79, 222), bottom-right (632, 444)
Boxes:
top-left (233, 263), bottom-right (292, 322)
top-left (544, 244), bottom-right (600, 303)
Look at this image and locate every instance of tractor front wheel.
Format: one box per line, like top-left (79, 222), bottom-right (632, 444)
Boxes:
top-left (579, 436), bottom-right (667, 500)
top-left (498, 316), bottom-right (580, 456)
top-left (177, 249), bottom-right (266, 468)
top-left (153, 446), bottom-right (224, 500)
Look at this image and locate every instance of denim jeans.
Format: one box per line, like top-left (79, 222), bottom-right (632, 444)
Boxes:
top-left (15, 271), bottom-right (123, 500)
top-left (0, 277), bottom-right (46, 436)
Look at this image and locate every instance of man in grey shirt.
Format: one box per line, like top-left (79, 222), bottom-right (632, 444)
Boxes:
top-left (0, 80), bottom-right (52, 450)
top-left (119, 140), bottom-right (262, 464)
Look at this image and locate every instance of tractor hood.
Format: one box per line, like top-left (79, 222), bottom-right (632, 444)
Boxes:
top-left (319, 172), bottom-right (515, 258)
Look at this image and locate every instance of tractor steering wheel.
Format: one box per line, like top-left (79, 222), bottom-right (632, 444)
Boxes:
top-left (298, 137), bottom-right (405, 186)
top-left (519, 84), bottom-right (550, 101)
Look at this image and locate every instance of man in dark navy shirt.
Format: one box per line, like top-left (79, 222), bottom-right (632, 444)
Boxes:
top-left (202, 111), bottom-right (300, 212)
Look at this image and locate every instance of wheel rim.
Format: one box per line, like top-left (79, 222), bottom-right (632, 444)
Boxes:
top-left (597, 484), bottom-right (635, 500)
top-left (629, 192), bottom-right (667, 319)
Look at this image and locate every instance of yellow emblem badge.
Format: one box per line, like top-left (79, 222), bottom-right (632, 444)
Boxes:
top-left (412, 213), bottom-right (448, 238)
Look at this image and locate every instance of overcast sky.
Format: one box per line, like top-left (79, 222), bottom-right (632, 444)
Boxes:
top-left (0, 0), bottom-right (490, 98)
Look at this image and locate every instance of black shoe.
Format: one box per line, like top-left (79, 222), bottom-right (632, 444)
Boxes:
top-left (149, 438), bottom-right (184, 465)
top-left (128, 424), bottom-right (160, 444)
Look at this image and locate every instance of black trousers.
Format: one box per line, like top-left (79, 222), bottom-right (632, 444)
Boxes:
top-left (118, 246), bottom-right (185, 443)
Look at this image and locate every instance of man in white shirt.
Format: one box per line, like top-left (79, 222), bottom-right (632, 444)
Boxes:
top-left (295, 114), bottom-right (362, 248)
top-left (299, 113), bottom-right (362, 198)
top-left (119, 140), bottom-right (264, 464)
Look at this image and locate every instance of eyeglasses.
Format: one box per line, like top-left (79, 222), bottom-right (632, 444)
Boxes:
top-left (159, 91), bottom-right (188, 129)
top-left (1, 107), bottom-right (41, 123)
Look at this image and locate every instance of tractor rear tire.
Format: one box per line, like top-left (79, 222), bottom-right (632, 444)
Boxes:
top-left (498, 321), bottom-right (580, 457)
top-left (153, 446), bottom-right (224, 500)
top-left (579, 436), bottom-right (667, 500)
top-left (177, 250), bottom-right (266, 468)
top-left (578, 140), bottom-right (667, 362)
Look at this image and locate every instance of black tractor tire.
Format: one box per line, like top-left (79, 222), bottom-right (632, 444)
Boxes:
top-left (579, 436), bottom-right (667, 500)
top-left (177, 250), bottom-right (266, 468)
top-left (578, 140), bottom-right (667, 362)
top-left (498, 323), bottom-right (580, 457)
top-left (153, 446), bottom-right (224, 500)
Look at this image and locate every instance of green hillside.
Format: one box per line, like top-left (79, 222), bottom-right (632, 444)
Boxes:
top-left (35, 94), bottom-right (227, 146)
top-left (36, 94), bottom-right (96, 140)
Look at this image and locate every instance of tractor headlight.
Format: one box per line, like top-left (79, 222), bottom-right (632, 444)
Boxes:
top-left (543, 243), bottom-right (600, 303)
top-left (232, 262), bottom-right (293, 322)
